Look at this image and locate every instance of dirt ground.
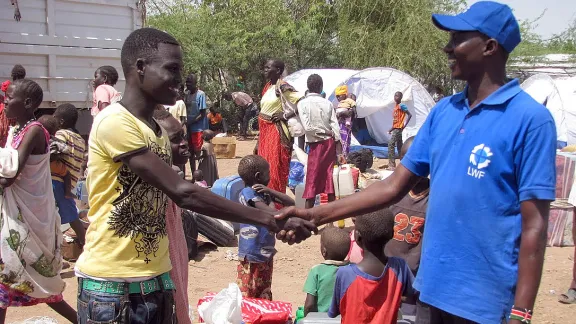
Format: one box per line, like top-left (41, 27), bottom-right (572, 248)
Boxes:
top-left (6, 139), bottom-right (576, 323)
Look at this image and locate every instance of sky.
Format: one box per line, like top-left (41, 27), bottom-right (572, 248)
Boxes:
top-left (467, 0), bottom-right (575, 38)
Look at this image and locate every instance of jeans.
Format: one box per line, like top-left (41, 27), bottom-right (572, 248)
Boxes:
top-left (77, 279), bottom-right (177, 324)
top-left (388, 128), bottom-right (403, 167)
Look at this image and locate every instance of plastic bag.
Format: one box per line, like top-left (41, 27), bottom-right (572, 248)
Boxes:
top-left (198, 283), bottom-right (243, 324)
top-left (293, 144), bottom-right (308, 166)
top-left (12, 317), bottom-right (58, 324)
top-left (199, 292), bottom-right (292, 324)
top-left (288, 160), bottom-right (305, 190)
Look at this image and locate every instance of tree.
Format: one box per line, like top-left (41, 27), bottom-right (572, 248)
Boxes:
top-left (148, 0), bottom-right (505, 129)
top-left (335, 0), bottom-right (467, 90)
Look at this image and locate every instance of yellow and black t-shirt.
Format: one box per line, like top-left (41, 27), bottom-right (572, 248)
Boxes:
top-left (76, 103), bottom-right (172, 278)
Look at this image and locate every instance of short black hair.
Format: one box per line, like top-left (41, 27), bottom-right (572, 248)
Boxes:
top-left (238, 154), bottom-right (269, 186)
top-left (202, 129), bottom-right (215, 141)
top-left (356, 208), bottom-right (395, 246)
top-left (120, 28), bottom-right (180, 76)
top-left (11, 64), bottom-right (26, 81)
top-left (395, 91), bottom-right (403, 97)
top-left (54, 103), bottom-right (78, 129)
top-left (321, 227), bottom-right (351, 261)
top-left (38, 114), bottom-right (59, 136)
top-left (153, 108), bottom-right (173, 122)
top-left (307, 74), bottom-right (323, 94)
top-left (347, 148), bottom-right (373, 173)
top-left (97, 65), bottom-right (119, 86)
top-left (270, 59), bottom-right (285, 74)
top-left (193, 169), bottom-right (204, 180)
top-left (186, 73), bottom-right (197, 83)
top-left (13, 79), bottom-right (43, 109)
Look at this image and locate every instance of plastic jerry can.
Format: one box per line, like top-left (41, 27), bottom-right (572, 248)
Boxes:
top-left (211, 175), bottom-right (245, 202)
top-left (211, 175), bottom-right (245, 233)
top-left (333, 164), bottom-right (354, 198)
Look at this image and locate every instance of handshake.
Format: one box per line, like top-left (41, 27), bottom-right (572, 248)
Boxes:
top-left (268, 206), bottom-right (319, 245)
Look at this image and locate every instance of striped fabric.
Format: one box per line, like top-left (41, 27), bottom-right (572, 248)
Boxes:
top-left (54, 129), bottom-right (86, 188)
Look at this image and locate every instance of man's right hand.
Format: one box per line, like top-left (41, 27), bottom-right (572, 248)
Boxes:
top-left (274, 215), bottom-right (318, 245)
top-left (274, 206), bottom-right (316, 244)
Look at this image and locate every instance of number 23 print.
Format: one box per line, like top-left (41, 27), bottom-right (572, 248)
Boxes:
top-left (393, 213), bottom-right (424, 244)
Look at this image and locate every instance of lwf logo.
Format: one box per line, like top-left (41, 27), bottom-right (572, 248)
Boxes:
top-left (468, 144), bottom-right (493, 179)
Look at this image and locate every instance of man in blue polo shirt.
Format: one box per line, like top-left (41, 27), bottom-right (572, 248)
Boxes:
top-left (277, 2), bottom-right (556, 323)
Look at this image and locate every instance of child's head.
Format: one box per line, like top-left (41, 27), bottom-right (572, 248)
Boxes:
top-left (347, 148), bottom-right (373, 173)
top-left (222, 91), bottom-right (232, 101)
top-left (4, 79), bottom-right (43, 120)
top-left (185, 73), bottom-right (198, 93)
top-left (93, 65), bottom-right (119, 89)
top-left (400, 136), bottom-right (415, 160)
top-left (121, 28), bottom-right (182, 106)
top-left (202, 129), bottom-right (215, 142)
top-left (306, 74), bottom-right (323, 94)
top-left (355, 208), bottom-right (395, 254)
top-left (11, 64), bottom-right (26, 81)
top-left (193, 170), bottom-right (204, 182)
top-left (320, 227), bottom-right (351, 261)
top-left (153, 108), bottom-right (189, 166)
top-left (238, 154), bottom-right (270, 187)
top-left (394, 91), bottom-right (403, 104)
top-left (53, 103), bottom-right (79, 130)
top-left (335, 85), bottom-right (348, 101)
top-left (38, 114), bottom-right (60, 136)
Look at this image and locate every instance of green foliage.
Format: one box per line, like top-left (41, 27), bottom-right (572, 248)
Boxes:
top-left (147, 0), bottom-right (575, 120)
top-left (512, 16), bottom-right (576, 61)
top-left (335, 0), bottom-right (466, 90)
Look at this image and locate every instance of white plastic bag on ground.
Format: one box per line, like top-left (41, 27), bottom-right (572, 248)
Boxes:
top-left (11, 317), bottom-right (58, 324)
top-left (198, 283), bottom-right (243, 324)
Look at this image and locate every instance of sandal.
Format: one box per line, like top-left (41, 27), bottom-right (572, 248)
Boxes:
top-left (558, 288), bottom-right (576, 304)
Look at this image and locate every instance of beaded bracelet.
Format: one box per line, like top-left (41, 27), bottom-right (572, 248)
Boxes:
top-left (510, 306), bottom-right (533, 323)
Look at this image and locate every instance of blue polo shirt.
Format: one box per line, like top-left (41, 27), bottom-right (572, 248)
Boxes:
top-left (402, 79), bottom-right (556, 323)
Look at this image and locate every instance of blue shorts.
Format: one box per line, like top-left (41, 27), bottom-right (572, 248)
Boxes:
top-left (52, 180), bottom-right (79, 224)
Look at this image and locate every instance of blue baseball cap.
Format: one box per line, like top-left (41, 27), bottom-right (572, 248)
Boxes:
top-left (432, 1), bottom-right (521, 53)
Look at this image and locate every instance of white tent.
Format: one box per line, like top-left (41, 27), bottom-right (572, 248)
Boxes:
top-left (328, 68), bottom-right (435, 143)
top-left (521, 74), bottom-right (576, 144)
top-left (284, 68), bottom-right (435, 144)
top-left (521, 74), bottom-right (567, 142)
top-left (555, 77), bottom-right (576, 145)
top-left (283, 68), bottom-right (360, 97)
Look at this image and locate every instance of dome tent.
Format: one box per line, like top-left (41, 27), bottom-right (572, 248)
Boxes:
top-left (283, 68), bottom-right (435, 146)
top-left (521, 74), bottom-right (567, 143)
top-left (327, 67), bottom-right (435, 144)
top-left (283, 68), bottom-right (360, 97)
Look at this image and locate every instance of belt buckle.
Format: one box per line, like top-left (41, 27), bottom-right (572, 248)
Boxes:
top-left (140, 279), bottom-right (157, 295)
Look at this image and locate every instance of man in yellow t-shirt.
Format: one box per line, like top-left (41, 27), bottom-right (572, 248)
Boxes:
top-left (76, 28), bottom-right (317, 323)
top-left (77, 103), bottom-right (173, 277)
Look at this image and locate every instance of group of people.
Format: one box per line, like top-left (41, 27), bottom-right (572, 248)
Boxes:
top-left (0, 1), bottom-right (571, 324)
top-left (258, 2), bottom-right (562, 324)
